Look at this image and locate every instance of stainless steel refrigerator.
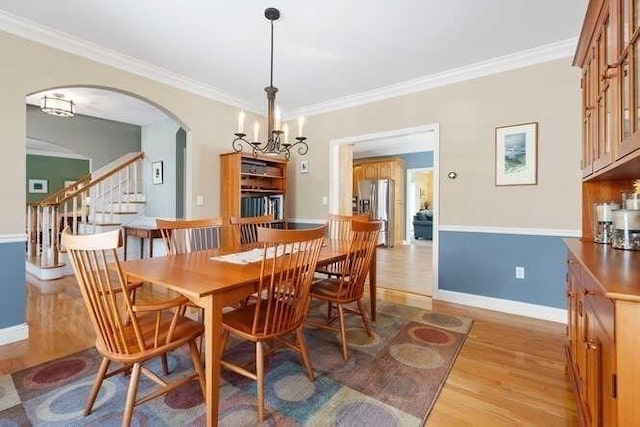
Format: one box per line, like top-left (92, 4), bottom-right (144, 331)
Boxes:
top-left (356, 179), bottom-right (394, 247)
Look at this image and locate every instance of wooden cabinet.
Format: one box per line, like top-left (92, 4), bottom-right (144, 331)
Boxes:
top-left (572, 3), bottom-right (640, 424)
top-left (576, 0), bottom-right (640, 183)
top-left (564, 240), bottom-right (640, 426)
top-left (353, 158), bottom-right (404, 245)
top-left (219, 152), bottom-right (287, 223)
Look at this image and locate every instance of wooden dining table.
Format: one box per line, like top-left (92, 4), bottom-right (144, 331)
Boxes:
top-left (118, 241), bottom-right (377, 427)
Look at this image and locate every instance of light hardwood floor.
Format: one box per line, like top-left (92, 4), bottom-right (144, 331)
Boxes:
top-left (1, 271), bottom-right (577, 425)
top-left (376, 243), bottom-right (433, 296)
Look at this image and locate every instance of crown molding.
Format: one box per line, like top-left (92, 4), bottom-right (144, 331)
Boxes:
top-left (0, 10), bottom-right (262, 114)
top-left (0, 9), bottom-right (577, 120)
top-left (287, 38), bottom-right (578, 119)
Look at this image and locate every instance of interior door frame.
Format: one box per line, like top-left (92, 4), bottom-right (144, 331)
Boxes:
top-left (328, 123), bottom-right (440, 297)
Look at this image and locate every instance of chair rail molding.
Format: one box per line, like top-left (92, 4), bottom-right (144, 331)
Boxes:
top-left (0, 234), bottom-right (27, 244)
top-left (438, 225), bottom-right (581, 238)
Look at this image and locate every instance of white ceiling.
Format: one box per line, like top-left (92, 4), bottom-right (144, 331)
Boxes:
top-left (1, 0), bottom-right (587, 117)
top-left (26, 88), bottom-right (167, 126)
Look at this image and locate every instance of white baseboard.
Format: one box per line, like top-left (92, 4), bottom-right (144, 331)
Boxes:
top-left (372, 286), bottom-right (433, 311)
top-left (25, 260), bottom-right (67, 281)
top-left (0, 323), bottom-right (29, 345)
top-left (436, 289), bottom-right (567, 324)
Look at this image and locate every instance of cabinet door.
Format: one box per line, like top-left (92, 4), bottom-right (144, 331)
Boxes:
top-left (615, 0), bottom-right (640, 159)
top-left (378, 161), bottom-right (393, 179)
top-left (584, 299), bottom-right (617, 427)
top-left (593, 13), bottom-right (615, 172)
top-left (567, 265), bottom-right (579, 365)
top-left (353, 165), bottom-right (363, 195)
top-left (582, 52), bottom-right (596, 177)
top-left (362, 163), bottom-right (379, 179)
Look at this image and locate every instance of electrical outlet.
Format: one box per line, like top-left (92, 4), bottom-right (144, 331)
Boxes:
top-left (515, 266), bottom-right (525, 279)
top-left (322, 196), bottom-right (328, 206)
top-left (196, 195), bottom-right (204, 206)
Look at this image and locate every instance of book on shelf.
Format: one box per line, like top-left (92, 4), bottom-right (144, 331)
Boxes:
top-left (240, 194), bottom-right (284, 220)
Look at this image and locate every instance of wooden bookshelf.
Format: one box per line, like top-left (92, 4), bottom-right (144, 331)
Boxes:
top-left (220, 152), bottom-right (288, 223)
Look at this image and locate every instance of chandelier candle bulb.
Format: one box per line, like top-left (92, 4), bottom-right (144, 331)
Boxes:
top-left (298, 116), bottom-right (305, 136)
top-left (253, 121), bottom-right (260, 142)
top-left (275, 106), bottom-right (282, 131)
top-left (238, 110), bottom-right (245, 134)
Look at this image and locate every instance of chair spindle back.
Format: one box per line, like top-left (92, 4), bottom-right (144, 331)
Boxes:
top-left (156, 217), bottom-right (223, 254)
top-left (252, 225), bottom-right (326, 337)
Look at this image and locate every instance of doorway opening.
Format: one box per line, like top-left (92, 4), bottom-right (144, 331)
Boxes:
top-left (329, 124), bottom-right (440, 299)
top-left (406, 167), bottom-right (434, 245)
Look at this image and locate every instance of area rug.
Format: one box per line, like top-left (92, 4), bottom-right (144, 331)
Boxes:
top-left (0, 300), bottom-right (472, 426)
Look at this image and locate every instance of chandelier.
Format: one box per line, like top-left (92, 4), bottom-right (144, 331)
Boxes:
top-left (232, 8), bottom-right (308, 161)
top-left (40, 93), bottom-right (75, 118)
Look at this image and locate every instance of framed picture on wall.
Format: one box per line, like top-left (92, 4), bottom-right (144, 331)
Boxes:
top-left (28, 179), bottom-right (48, 193)
top-left (495, 122), bottom-right (538, 186)
top-left (152, 161), bottom-right (164, 185)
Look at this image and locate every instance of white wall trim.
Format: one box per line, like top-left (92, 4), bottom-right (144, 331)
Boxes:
top-left (0, 10), bottom-right (261, 114)
top-left (289, 38), bottom-right (577, 118)
top-left (27, 148), bottom-right (90, 160)
top-left (436, 289), bottom-right (567, 324)
top-left (0, 234), bottom-right (27, 243)
top-left (0, 323), bottom-right (29, 345)
top-left (439, 225), bottom-right (581, 238)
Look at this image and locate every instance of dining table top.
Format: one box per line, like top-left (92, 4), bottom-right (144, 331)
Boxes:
top-left (118, 241), bottom-right (351, 301)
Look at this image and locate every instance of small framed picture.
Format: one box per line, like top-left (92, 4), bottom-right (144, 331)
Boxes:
top-left (152, 161), bottom-right (164, 185)
top-left (495, 122), bottom-right (538, 186)
top-left (300, 159), bottom-right (309, 174)
top-left (28, 179), bottom-right (48, 193)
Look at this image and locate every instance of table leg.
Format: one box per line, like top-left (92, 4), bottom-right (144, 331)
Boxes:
top-left (140, 237), bottom-right (144, 259)
top-left (123, 233), bottom-right (128, 261)
top-left (150, 238), bottom-right (154, 258)
top-left (369, 246), bottom-right (377, 322)
top-left (202, 295), bottom-right (223, 427)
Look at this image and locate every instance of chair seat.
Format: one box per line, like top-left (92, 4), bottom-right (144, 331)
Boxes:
top-left (97, 311), bottom-right (204, 362)
top-left (311, 278), bottom-right (355, 302)
top-left (223, 302), bottom-right (297, 340)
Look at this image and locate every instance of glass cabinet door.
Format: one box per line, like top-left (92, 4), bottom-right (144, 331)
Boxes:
top-left (615, 0), bottom-right (640, 158)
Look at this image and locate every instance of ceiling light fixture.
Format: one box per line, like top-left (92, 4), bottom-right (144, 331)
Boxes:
top-left (40, 93), bottom-right (76, 118)
top-left (232, 8), bottom-right (308, 161)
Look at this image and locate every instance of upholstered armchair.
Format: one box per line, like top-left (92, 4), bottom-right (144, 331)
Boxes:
top-left (413, 210), bottom-right (433, 240)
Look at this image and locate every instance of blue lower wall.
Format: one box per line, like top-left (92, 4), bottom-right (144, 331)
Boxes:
top-left (0, 241), bottom-right (26, 328)
top-left (439, 231), bottom-right (567, 309)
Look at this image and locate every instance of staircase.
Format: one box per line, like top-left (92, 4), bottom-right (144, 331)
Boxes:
top-left (26, 152), bottom-right (146, 280)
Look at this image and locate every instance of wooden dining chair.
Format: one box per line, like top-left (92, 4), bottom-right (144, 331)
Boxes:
top-left (156, 217), bottom-right (223, 255)
top-left (230, 213), bottom-right (275, 247)
top-left (307, 220), bottom-right (381, 360)
top-left (219, 225), bottom-right (327, 422)
top-left (61, 228), bottom-right (206, 427)
top-left (315, 213), bottom-right (366, 278)
top-left (156, 217), bottom-right (225, 354)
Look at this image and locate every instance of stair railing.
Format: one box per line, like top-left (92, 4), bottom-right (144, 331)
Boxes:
top-left (26, 152), bottom-right (144, 268)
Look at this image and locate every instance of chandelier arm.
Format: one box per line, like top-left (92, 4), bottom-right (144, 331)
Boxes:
top-left (288, 140), bottom-right (309, 156)
top-left (232, 135), bottom-right (250, 153)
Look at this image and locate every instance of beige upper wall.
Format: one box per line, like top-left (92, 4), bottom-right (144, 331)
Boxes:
top-left (293, 58), bottom-right (582, 230)
top-left (0, 30), bottom-right (260, 234)
top-left (0, 29), bottom-right (581, 234)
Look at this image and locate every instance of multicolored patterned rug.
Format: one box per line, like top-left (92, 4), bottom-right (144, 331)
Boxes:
top-left (0, 301), bottom-right (471, 426)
